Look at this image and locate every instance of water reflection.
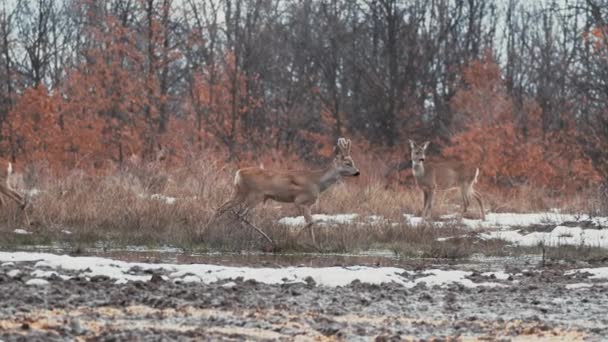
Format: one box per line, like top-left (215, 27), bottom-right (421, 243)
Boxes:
top-left (8, 244), bottom-right (543, 270)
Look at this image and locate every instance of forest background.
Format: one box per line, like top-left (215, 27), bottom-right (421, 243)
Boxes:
top-left (1, 0), bottom-right (607, 192)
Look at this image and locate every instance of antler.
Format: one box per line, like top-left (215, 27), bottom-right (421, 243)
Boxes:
top-left (336, 137), bottom-right (352, 156)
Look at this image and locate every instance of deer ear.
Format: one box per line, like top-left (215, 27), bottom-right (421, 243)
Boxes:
top-left (408, 139), bottom-right (416, 149)
top-left (422, 141), bottom-right (430, 150)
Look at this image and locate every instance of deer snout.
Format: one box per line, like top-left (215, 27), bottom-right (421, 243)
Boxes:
top-left (353, 170), bottom-right (361, 176)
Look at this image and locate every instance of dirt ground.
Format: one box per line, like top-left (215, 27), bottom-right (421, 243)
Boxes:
top-left (1, 259), bottom-right (608, 341)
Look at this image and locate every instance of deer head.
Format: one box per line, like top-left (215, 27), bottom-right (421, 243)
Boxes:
top-left (334, 138), bottom-right (360, 177)
top-left (409, 140), bottom-right (430, 165)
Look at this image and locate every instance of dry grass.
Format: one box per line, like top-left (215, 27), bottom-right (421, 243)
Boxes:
top-left (0, 154), bottom-right (604, 258)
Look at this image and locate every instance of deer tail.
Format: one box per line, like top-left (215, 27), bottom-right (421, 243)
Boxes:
top-left (473, 168), bottom-right (480, 184)
top-left (234, 170), bottom-right (242, 186)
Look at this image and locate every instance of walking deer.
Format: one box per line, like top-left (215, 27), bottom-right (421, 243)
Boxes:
top-left (217, 138), bottom-right (360, 244)
top-left (0, 159), bottom-right (28, 220)
top-left (409, 140), bottom-right (485, 220)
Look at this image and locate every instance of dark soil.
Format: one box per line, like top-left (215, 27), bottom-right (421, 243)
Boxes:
top-left (1, 260), bottom-right (607, 341)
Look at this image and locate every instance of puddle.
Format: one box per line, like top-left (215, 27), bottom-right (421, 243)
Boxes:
top-left (6, 245), bottom-right (544, 270)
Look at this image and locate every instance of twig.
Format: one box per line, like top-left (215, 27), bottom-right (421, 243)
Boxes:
top-left (232, 209), bottom-right (275, 246)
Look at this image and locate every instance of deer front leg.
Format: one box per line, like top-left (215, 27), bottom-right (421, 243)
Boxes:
top-left (302, 206), bottom-right (316, 245)
top-left (295, 194), bottom-right (316, 244)
top-left (423, 189), bottom-right (434, 220)
top-left (421, 190), bottom-right (428, 218)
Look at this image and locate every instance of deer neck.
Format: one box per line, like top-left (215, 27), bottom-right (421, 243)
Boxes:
top-left (318, 164), bottom-right (342, 192)
top-left (412, 160), bottom-right (425, 179)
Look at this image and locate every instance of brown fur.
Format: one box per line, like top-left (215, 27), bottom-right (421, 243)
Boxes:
top-left (409, 140), bottom-right (485, 220)
top-left (217, 138), bottom-right (360, 243)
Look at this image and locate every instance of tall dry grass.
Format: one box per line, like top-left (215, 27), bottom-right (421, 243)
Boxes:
top-left (0, 152), bottom-right (603, 254)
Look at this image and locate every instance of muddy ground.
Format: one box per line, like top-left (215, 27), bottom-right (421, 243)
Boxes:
top-left (1, 259), bottom-right (608, 341)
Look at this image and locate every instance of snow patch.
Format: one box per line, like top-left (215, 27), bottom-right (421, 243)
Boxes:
top-left (0, 251), bottom-right (511, 288)
top-left (480, 226), bottom-right (608, 248)
top-left (25, 188), bottom-right (42, 197)
top-left (565, 267), bottom-right (608, 279)
top-left (565, 282), bottom-right (608, 289)
top-left (415, 270), bottom-right (505, 288)
top-left (31, 269), bottom-right (71, 280)
top-left (150, 194), bottom-right (177, 205)
top-left (279, 214), bottom-right (359, 227)
top-left (137, 193), bottom-right (177, 205)
top-left (222, 281), bottom-right (237, 289)
top-left (13, 229), bottom-right (32, 235)
top-left (26, 278), bottom-right (49, 286)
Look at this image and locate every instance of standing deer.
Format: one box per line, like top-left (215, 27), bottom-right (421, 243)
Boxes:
top-left (409, 140), bottom-right (485, 220)
top-left (0, 159), bottom-right (29, 222)
top-left (217, 138), bottom-right (360, 244)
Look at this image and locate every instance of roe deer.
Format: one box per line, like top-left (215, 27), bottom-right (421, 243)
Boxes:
top-left (409, 140), bottom-right (485, 220)
top-left (217, 138), bottom-right (360, 244)
top-left (0, 159), bottom-right (29, 223)
top-left (126, 144), bottom-right (170, 194)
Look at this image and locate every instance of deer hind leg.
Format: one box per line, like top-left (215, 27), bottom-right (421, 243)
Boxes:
top-left (461, 185), bottom-right (471, 214)
top-left (0, 185), bottom-right (29, 225)
top-left (471, 189), bottom-right (485, 221)
top-left (240, 194), bottom-right (264, 218)
top-left (0, 185), bottom-right (25, 209)
top-left (216, 192), bottom-right (246, 219)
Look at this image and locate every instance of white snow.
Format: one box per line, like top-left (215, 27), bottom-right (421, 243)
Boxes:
top-left (26, 278), bottom-right (49, 286)
top-left (415, 270), bottom-right (505, 288)
top-left (565, 282), bottom-right (608, 289)
top-left (480, 226), bottom-right (608, 248)
top-left (222, 281), bottom-right (237, 289)
top-left (137, 193), bottom-right (177, 205)
top-left (403, 214), bottom-right (427, 227)
top-left (403, 211), bottom-right (608, 230)
top-left (30, 269), bottom-right (71, 280)
top-left (279, 214), bottom-right (359, 227)
top-left (13, 229), bottom-right (32, 235)
top-left (393, 210), bottom-right (608, 249)
top-left (7, 269), bottom-right (20, 277)
top-left (0, 251), bottom-right (511, 288)
top-left (25, 188), bottom-right (42, 197)
top-left (150, 194), bottom-right (177, 205)
top-left (565, 267), bottom-right (608, 279)
top-left (278, 211), bottom-right (608, 250)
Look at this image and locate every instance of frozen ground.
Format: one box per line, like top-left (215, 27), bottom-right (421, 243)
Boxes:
top-left (2, 211), bottom-right (608, 340)
top-left (1, 251), bottom-right (608, 340)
